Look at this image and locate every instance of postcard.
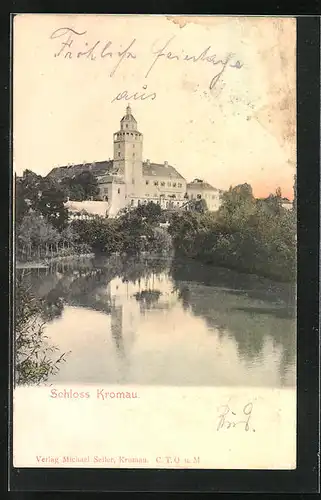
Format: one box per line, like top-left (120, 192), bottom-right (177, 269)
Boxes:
top-left (12, 14), bottom-right (296, 470)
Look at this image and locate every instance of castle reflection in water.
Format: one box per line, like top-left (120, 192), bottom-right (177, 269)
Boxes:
top-left (17, 255), bottom-right (296, 386)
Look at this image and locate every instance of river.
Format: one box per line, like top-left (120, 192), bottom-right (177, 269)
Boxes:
top-left (17, 255), bottom-right (296, 387)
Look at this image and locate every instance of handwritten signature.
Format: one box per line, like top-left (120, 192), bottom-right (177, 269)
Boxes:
top-left (217, 401), bottom-right (254, 431)
top-left (50, 28), bottom-right (243, 92)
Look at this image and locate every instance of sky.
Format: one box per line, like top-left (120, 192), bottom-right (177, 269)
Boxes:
top-left (13, 15), bottom-right (296, 199)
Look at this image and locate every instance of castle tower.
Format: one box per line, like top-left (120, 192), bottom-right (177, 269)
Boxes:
top-left (113, 105), bottom-right (143, 197)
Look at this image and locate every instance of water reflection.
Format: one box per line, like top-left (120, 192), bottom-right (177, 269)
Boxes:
top-left (17, 256), bottom-right (296, 386)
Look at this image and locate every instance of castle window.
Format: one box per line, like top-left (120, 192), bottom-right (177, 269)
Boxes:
top-left (167, 182), bottom-right (171, 187)
top-left (146, 180), bottom-right (149, 185)
top-left (132, 179), bottom-right (135, 184)
top-left (154, 181), bottom-right (158, 186)
top-left (178, 183), bottom-right (182, 187)
top-left (133, 153), bottom-right (135, 158)
top-left (118, 152), bottom-right (121, 157)
top-left (131, 199), bottom-right (134, 206)
top-left (133, 144), bottom-right (135, 148)
top-left (161, 181), bottom-right (165, 187)
top-left (131, 133), bottom-right (133, 136)
top-left (138, 200), bottom-right (141, 205)
top-left (126, 124), bottom-right (128, 128)
top-left (173, 182), bottom-right (176, 187)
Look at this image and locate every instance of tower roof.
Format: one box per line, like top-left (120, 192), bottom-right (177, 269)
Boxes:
top-left (120, 104), bottom-right (137, 123)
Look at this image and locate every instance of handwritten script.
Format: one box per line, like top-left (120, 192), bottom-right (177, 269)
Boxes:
top-left (49, 27), bottom-right (244, 94)
top-left (217, 401), bottom-right (254, 432)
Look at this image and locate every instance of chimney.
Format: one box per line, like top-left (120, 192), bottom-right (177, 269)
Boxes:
top-left (164, 161), bottom-right (168, 167)
top-left (146, 159), bottom-right (150, 165)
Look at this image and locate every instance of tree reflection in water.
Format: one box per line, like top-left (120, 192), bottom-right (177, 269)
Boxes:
top-left (133, 289), bottom-right (162, 312)
top-left (170, 258), bottom-right (296, 383)
top-left (17, 255), bottom-right (296, 386)
top-left (16, 256), bottom-right (171, 373)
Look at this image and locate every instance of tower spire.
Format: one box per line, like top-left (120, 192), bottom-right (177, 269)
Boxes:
top-left (126, 104), bottom-right (132, 116)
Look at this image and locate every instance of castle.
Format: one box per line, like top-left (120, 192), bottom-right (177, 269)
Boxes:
top-left (48, 105), bottom-right (222, 218)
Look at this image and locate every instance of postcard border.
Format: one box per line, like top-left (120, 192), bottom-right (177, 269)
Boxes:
top-left (6, 13), bottom-right (320, 493)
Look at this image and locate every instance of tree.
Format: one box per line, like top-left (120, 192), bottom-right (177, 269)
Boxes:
top-left (59, 172), bottom-right (99, 201)
top-left (36, 186), bottom-right (68, 230)
top-left (15, 180), bottom-right (30, 223)
top-left (15, 170), bottom-right (42, 222)
top-left (218, 183), bottom-right (256, 231)
top-left (260, 188), bottom-right (284, 216)
top-left (60, 176), bottom-right (86, 201)
top-left (167, 181), bottom-right (296, 281)
top-left (293, 173), bottom-right (297, 212)
top-left (134, 201), bottom-right (163, 224)
top-left (275, 186), bottom-right (282, 198)
top-left (150, 226), bottom-right (173, 254)
top-left (75, 171), bottom-right (99, 200)
top-left (15, 274), bottom-right (68, 385)
top-left (16, 213), bottom-right (61, 260)
top-left (188, 198), bottom-right (208, 213)
top-left (15, 170), bottom-right (69, 230)
top-left (19, 170), bottom-right (43, 203)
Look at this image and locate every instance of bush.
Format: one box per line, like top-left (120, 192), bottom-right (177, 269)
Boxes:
top-left (168, 186), bottom-right (296, 282)
top-left (15, 276), bottom-right (68, 385)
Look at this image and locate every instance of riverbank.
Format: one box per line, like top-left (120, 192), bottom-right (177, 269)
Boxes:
top-left (16, 253), bottom-right (95, 269)
top-left (170, 257), bottom-right (296, 307)
top-left (168, 206), bottom-right (296, 283)
top-left (17, 253), bottom-right (296, 388)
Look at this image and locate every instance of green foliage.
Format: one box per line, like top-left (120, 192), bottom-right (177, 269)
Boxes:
top-left (15, 276), bottom-right (68, 385)
top-left (187, 197), bottom-right (208, 213)
top-left (16, 170), bottom-right (68, 230)
top-left (17, 213), bottom-right (61, 247)
top-left (36, 187), bottom-right (68, 230)
top-left (16, 212), bottom-right (79, 262)
top-left (60, 171), bottom-right (99, 201)
top-left (293, 174), bottom-right (297, 213)
top-left (76, 171), bottom-right (100, 199)
top-left (70, 203), bottom-right (172, 257)
top-left (60, 177), bottom-right (86, 201)
top-left (150, 226), bottom-right (173, 254)
top-left (169, 184), bottom-right (296, 282)
top-left (134, 201), bottom-right (163, 223)
top-left (71, 218), bottom-right (122, 254)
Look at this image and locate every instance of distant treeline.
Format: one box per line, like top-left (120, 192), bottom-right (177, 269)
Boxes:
top-left (16, 169), bottom-right (296, 281)
top-left (168, 184), bottom-right (296, 282)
